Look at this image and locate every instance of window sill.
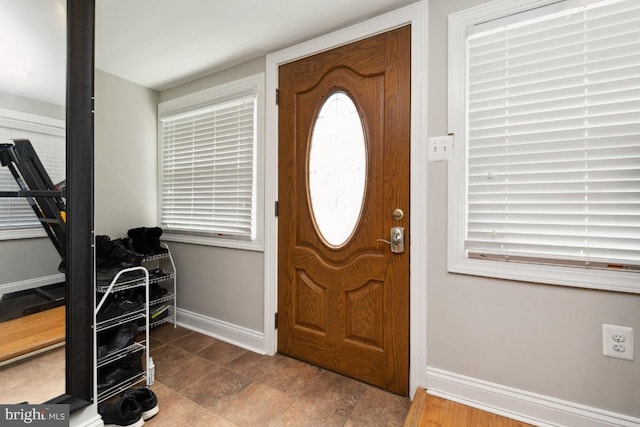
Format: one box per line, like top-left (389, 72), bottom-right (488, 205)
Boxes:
top-left (0, 228), bottom-right (46, 241)
top-left (448, 256), bottom-right (640, 294)
top-left (161, 233), bottom-right (264, 252)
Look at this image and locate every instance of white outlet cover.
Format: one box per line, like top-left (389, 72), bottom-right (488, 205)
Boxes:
top-left (603, 324), bottom-right (634, 361)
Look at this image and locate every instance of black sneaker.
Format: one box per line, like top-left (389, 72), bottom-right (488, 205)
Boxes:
top-left (149, 283), bottom-right (168, 301)
top-left (150, 304), bottom-right (170, 322)
top-left (122, 387), bottom-right (159, 420)
top-left (97, 322), bottom-right (139, 359)
top-left (97, 291), bottom-right (144, 322)
top-left (97, 354), bottom-right (144, 393)
top-left (98, 395), bottom-right (144, 427)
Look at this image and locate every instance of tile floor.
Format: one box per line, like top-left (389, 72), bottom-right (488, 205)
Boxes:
top-left (0, 345), bottom-right (65, 404)
top-left (147, 323), bottom-right (411, 426)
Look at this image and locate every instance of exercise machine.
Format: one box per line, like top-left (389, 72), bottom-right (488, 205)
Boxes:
top-left (0, 139), bottom-right (67, 315)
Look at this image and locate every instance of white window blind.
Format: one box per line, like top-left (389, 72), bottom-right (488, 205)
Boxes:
top-left (160, 94), bottom-right (257, 240)
top-left (0, 110), bottom-right (65, 233)
top-left (465, 0), bottom-right (640, 271)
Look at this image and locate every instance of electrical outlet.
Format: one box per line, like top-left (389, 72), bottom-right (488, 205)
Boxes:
top-left (428, 135), bottom-right (453, 161)
top-left (612, 334), bottom-right (625, 343)
top-left (603, 324), bottom-right (634, 361)
top-left (612, 343), bottom-right (626, 352)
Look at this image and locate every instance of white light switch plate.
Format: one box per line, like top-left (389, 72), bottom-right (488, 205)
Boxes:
top-left (428, 135), bottom-right (453, 161)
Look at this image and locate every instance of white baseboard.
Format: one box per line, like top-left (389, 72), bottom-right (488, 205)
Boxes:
top-left (175, 308), bottom-right (265, 354)
top-left (79, 418), bottom-right (103, 427)
top-left (72, 413), bottom-right (103, 427)
top-left (426, 367), bottom-right (640, 427)
top-left (0, 273), bottom-right (65, 296)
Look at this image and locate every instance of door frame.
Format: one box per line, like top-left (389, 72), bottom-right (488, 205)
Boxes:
top-left (264, 1), bottom-right (428, 398)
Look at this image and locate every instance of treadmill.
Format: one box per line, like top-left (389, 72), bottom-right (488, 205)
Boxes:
top-left (0, 139), bottom-right (66, 315)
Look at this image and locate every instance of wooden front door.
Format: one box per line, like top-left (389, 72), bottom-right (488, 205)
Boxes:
top-left (277, 26), bottom-right (410, 395)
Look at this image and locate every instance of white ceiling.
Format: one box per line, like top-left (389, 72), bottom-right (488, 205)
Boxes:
top-left (0, 0), bottom-right (415, 107)
top-left (0, 0), bottom-right (66, 106)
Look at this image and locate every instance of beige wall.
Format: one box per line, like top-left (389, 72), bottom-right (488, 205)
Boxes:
top-left (94, 69), bottom-right (159, 238)
top-left (427, 0), bottom-right (640, 416)
top-left (166, 242), bottom-right (264, 330)
top-left (0, 238), bottom-right (61, 286)
top-left (158, 56), bottom-right (266, 332)
top-left (159, 56), bottom-right (265, 103)
top-left (87, 0), bottom-right (640, 418)
top-left (0, 92), bottom-right (65, 120)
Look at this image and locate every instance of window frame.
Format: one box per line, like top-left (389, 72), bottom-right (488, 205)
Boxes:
top-left (0, 108), bottom-right (65, 241)
top-left (157, 73), bottom-right (265, 251)
top-left (447, 0), bottom-right (639, 293)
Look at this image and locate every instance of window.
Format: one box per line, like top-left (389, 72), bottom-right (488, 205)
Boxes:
top-left (158, 73), bottom-right (264, 250)
top-left (448, 0), bottom-right (640, 292)
top-left (0, 108), bottom-right (65, 240)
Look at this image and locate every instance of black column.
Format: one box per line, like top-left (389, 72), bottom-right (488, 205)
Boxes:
top-left (64, 0), bottom-right (95, 410)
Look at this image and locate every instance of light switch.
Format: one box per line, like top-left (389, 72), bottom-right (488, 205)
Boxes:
top-left (428, 135), bottom-right (453, 161)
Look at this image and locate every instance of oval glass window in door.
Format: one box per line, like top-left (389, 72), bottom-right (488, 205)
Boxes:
top-left (308, 91), bottom-right (367, 247)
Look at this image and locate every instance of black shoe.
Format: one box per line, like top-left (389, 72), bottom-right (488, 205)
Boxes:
top-left (97, 291), bottom-right (144, 322)
top-left (96, 235), bottom-right (144, 271)
top-left (112, 238), bottom-right (145, 265)
top-left (150, 304), bottom-right (170, 322)
top-left (148, 268), bottom-right (168, 281)
top-left (127, 227), bottom-right (153, 255)
top-left (149, 283), bottom-right (168, 301)
top-left (96, 235), bottom-right (115, 269)
top-left (145, 227), bottom-right (168, 254)
top-left (97, 354), bottom-right (144, 393)
top-left (96, 266), bottom-right (146, 286)
top-left (121, 387), bottom-right (159, 420)
top-left (99, 395), bottom-right (144, 427)
top-left (97, 322), bottom-right (139, 359)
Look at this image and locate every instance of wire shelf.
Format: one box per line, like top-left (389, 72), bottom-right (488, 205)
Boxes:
top-left (97, 372), bottom-right (145, 403)
top-left (143, 252), bottom-right (170, 262)
top-left (96, 308), bottom-right (146, 333)
top-left (97, 342), bottom-right (145, 368)
top-left (150, 291), bottom-right (174, 306)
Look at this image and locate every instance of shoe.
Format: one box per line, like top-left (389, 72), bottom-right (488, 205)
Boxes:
top-left (121, 387), bottom-right (159, 420)
top-left (97, 322), bottom-right (139, 359)
top-left (148, 268), bottom-right (168, 281)
top-left (145, 227), bottom-right (168, 254)
top-left (116, 269), bottom-right (147, 284)
top-left (150, 304), bottom-right (170, 322)
top-left (97, 354), bottom-right (143, 393)
top-left (97, 291), bottom-right (144, 322)
top-left (96, 235), bottom-right (114, 269)
top-left (99, 395), bottom-right (144, 427)
top-left (127, 227), bottom-right (153, 255)
top-left (149, 283), bottom-right (168, 301)
top-left (112, 238), bottom-right (145, 265)
top-left (96, 235), bottom-right (144, 271)
top-left (137, 303), bottom-right (170, 328)
top-left (96, 267), bottom-right (145, 285)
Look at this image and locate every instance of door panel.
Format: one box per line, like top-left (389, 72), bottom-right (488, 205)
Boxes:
top-left (278, 26), bottom-right (410, 395)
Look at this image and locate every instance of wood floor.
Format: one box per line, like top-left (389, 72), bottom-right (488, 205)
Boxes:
top-left (405, 388), bottom-right (532, 427)
top-left (0, 306), bottom-right (65, 364)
